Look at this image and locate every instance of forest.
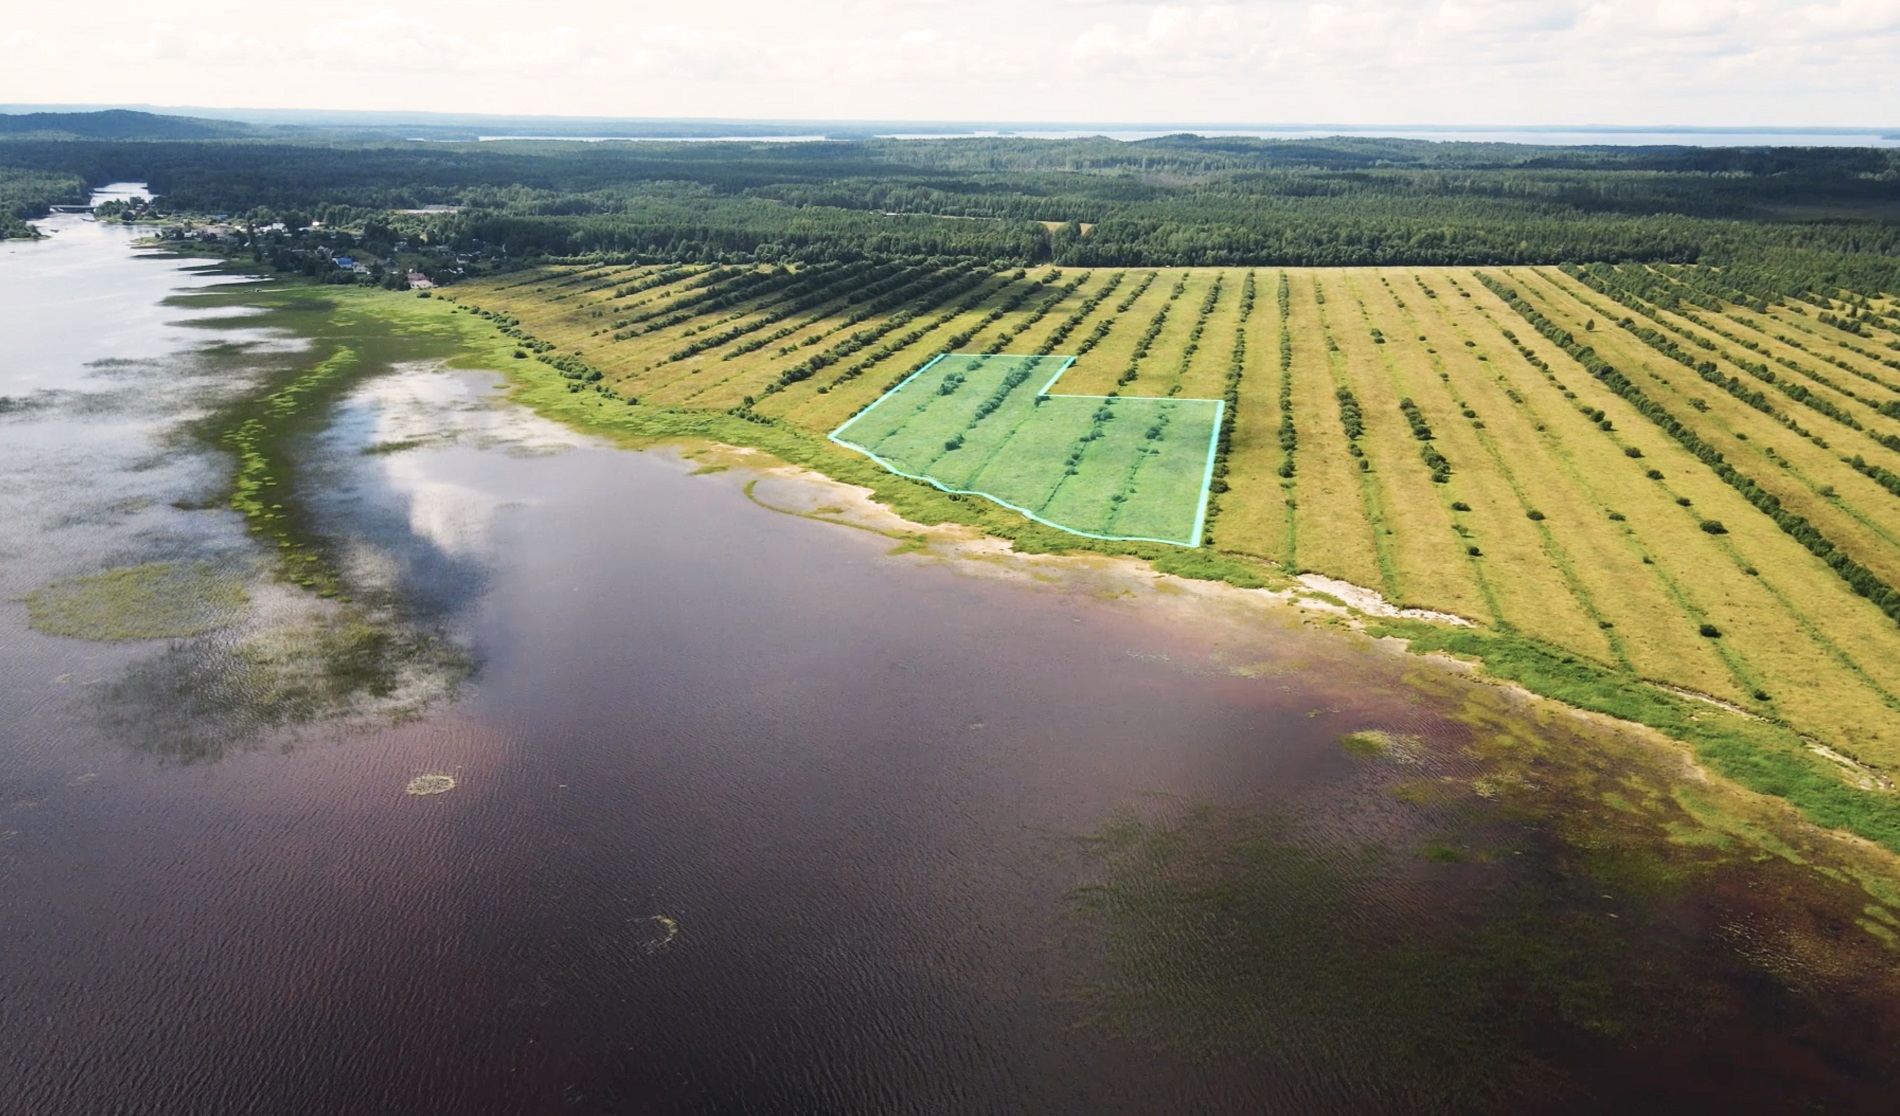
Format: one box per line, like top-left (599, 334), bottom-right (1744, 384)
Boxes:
top-left (1, 113), bottom-right (1896, 293)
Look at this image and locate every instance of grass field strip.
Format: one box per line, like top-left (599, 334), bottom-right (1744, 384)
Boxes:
top-left (830, 353), bottom-right (1223, 546)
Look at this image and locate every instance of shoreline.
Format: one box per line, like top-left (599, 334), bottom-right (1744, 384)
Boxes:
top-left (137, 256), bottom-right (1900, 869)
top-left (440, 288), bottom-right (1900, 861)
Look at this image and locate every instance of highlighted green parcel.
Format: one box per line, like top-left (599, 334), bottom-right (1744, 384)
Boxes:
top-left (830, 353), bottom-right (1222, 546)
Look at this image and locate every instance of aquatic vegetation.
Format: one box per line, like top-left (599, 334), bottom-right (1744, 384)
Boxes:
top-left (25, 561), bottom-right (246, 641)
top-left (1338, 728), bottom-right (1422, 762)
top-left (99, 592), bottom-right (474, 762)
top-left (404, 773), bottom-right (456, 795)
top-left (1068, 803), bottom-right (1547, 1108)
top-left (638, 915), bottom-right (680, 955)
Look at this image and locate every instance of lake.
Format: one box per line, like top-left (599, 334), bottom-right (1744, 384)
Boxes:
top-left (5, 192), bottom-right (1900, 1114)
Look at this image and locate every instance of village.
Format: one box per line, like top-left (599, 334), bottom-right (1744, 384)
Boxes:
top-left (96, 193), bottom-right (490, 288)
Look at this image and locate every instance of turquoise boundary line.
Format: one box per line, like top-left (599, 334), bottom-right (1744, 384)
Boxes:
top-left (829, 353), bottom-right (1223, 548)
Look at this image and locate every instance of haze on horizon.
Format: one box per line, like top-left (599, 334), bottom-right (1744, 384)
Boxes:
top-left (3, 0), bottom-right (1897, 128)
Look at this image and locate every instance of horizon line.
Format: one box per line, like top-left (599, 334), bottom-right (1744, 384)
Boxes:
top-left (2, 104), bottom-right (1895, 134)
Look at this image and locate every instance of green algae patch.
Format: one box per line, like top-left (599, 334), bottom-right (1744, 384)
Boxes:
top-left (26, 562), bottom-right (247, 641)
top-left (1340, 728), bottom-right (1423, 762)
top-left (405, 773), bottom-right (456, 796)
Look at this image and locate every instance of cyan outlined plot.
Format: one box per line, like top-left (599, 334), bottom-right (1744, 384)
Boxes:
top-left (830, 353), bottom-right (1222, 546)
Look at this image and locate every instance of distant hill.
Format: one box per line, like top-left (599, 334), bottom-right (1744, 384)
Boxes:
top-left (0, 110), bottom-right (255, 140)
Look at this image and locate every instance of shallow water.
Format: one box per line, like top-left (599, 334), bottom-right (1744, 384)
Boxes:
top-left (5, 198), bottom-right (1900, 1113)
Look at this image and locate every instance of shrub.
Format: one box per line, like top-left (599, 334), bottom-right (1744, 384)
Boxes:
top-left (1467, 546), bottom-right (1483, 556)
top-left (1676, 497), bottom-right (1692, 507)
top-left (1451, 501), bottom-right (1471, 512)
top-left (1623, 446), bottom-right (1643, 458)
top-left (1608, 511), bottom-right (1626, 521)
top-left (1646, 469), bottom-right (1664, 480)
top-left (1700, 519), bottom-right (1727, 534)
top-left (1526, 509), bottom-right (1546, 521)
top-left (1699, 623), bottom-right (1722, 638)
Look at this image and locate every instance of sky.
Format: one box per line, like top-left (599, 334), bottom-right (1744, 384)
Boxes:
top-left (3, 0), bottom-right (1898, 126)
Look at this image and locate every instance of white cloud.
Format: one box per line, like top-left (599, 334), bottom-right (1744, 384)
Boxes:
top-left (0, 0), bottom-right (1892, 125)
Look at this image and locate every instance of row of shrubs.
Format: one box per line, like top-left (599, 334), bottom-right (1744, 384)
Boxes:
top-left (810, 272), bottom-right (997, 393)
top-left (1205, 270), bottom-right (1256, 504)
top-left (1114, 275), bottom-right (1189, 388)
top-left (664, 260), bottom-right (881, 362)
top-left (1397, 397), bottom-right (1452, 483)
top-left (981, 273), bottom-right (1089, 355)
top-left (685, 260), bottom-right (911, 363)
top-left (608, 265), bottom-right (753, 331)
top-left (1033, 271), bottom-right (1126, 356)
top-left (1070, 272), bottom-right (1158, 358)
top-left (1276, 274), bottom-right (1296, 480)
top-left (778, 269), bottom-right (1009, 395)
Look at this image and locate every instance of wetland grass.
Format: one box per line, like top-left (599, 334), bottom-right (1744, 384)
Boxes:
top-left (25, 561), bottom-right (247, 641)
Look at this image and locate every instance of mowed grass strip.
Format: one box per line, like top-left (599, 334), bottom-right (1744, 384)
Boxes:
top-left (1282, 275), bottom-right (1380, 585)
top-left (1106, 401), bottom-right (1220, 541)
top-left (1175, 270), bottom-right (1250, 401)
top-left (1130, 270), bottom-right (1222, 398)
top-left (1054, 272), bottom-right (1179, 396)
top-left (1207, 272), bottom-right (1289, 562)
top-left (1335, 271), bottom-right (1489, 619)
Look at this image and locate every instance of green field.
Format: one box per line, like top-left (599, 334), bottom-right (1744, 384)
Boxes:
top-left (830, 353), bottom-right (1220, 545)
top-left (454, 260), bottom-right (1900, 851)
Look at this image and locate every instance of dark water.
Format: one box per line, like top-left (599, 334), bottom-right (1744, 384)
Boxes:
top-left (6, 197), bottom-right (1900, 1114)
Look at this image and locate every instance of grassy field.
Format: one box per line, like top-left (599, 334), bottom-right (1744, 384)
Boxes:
top-left (832, 353), bottom-right (1219, 545)
top-left (453, 260), bottom-right (1900, 841)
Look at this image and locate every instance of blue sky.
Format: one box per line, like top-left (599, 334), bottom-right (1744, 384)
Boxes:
top-left (4, 0), bottom-right (1896, 125)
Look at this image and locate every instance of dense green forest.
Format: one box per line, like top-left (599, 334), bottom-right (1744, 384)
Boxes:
top-left (2, 114), bottom-right (1895, 292)
top-left (0, 165), bottom-right (85, 238)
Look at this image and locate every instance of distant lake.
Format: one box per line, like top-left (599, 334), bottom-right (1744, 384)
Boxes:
top-left (473, 127), bottom-right (1900, 148)
top-left (7, 192), bottom-right (1900, 1113)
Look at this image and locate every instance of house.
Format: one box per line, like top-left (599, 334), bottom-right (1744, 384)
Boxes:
top-left (333, 256), bottom-right (355, 269)
top-left (406, 271), bottom-right (434, 290)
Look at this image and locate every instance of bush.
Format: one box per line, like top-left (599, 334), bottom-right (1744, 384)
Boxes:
top-left (1646, 469), bottom-right (1664, 479)
top-left (1608, 511), bottom-right (1626, 521)
top-left (1700, 519), bottom-right (1727, 534)
top-left (1451, 501), bottom-right (1471, 512)
top-left (1467, 545), bottom-right (1483, 556)
top-left (1624, 446), bottom-right (1643, 458)
top-left (1526, 509), bottom-right (1546, 521)
top-left (1699, 623), bottom-right (1722, 638)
